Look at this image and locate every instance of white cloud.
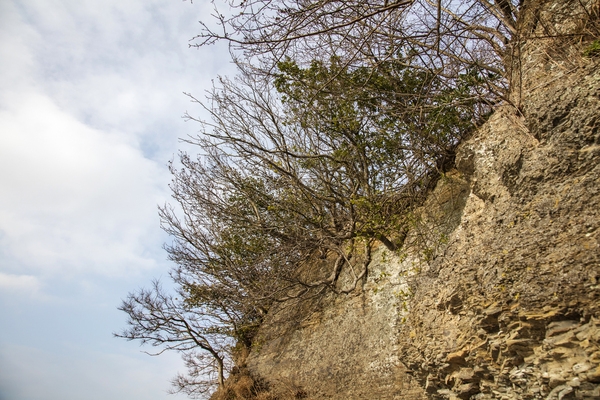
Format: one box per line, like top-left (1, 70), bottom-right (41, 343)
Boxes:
top-left (0, 0), bottom-right (235, 398)
top-left (0, 86), bottom-right (168, 277)
top-left (0, 0), bottom-right (239, 286)
top-left (0, 0), bottom-right (185, 279)
top-left (0, 272), bottom-right (42, 294)
top-left (15, 0), bottom-right (233, 141)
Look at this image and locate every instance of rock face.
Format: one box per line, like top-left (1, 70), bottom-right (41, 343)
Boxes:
top-left (246, 1), bottom-right (600, 398)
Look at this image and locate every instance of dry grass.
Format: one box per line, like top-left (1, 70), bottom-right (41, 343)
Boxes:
top-left (211, 370), bottom-right (309, 400)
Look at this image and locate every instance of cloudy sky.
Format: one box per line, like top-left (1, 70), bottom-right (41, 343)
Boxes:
top-left (0, 1), bottom-right (234, 398)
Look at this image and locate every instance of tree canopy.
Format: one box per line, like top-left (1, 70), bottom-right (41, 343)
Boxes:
top-left (195, 0), bottom-right (517, 98)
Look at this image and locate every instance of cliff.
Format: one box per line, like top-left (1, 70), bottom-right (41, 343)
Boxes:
top-left (228, 2), bottom-right (600, 399)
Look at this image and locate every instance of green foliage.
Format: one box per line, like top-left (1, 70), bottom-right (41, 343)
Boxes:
top-left (274, 56), bottom-right (477, 162)
top-left (583, 39), bottom-right (600, 57)
top-left (272, 56), bottom-right (487, 246)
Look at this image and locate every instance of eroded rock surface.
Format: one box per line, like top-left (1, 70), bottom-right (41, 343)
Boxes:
top-left (245, 1), bottom-right (600, 398)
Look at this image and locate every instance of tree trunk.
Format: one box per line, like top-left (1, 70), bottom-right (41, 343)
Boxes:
top-left (217, 357), bottom-right (225, 389)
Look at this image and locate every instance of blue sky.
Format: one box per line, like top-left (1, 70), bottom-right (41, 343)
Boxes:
top-left (0, 1), bottom-right (234, 398)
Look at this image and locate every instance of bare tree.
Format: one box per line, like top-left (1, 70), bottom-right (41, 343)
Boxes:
top-left (116, 281), bottom-right (232, 397)
top-left (193, 0), bottom-right (518, 98)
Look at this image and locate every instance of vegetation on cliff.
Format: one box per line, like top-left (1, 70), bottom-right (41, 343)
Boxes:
top-left (116, 1), bottom-right (600, 397)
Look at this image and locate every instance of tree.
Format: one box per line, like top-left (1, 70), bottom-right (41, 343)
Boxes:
top-left (119, 0), bottom-right (529, 397)
top-left (177, 53), bottom-right (484, 293)
top-left (119, 53), bottom-right (485, 394)
top-left (194, 0), bottom-right (517, 100)
top-left (116, 281), bottom-right (231, 396)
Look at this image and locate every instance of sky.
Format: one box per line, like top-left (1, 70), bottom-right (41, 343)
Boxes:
top-left (0, 1), bottom-right (235, 399)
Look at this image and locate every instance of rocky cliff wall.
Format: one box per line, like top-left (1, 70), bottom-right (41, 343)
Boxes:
top-left (244, 1), bottom-right (600, 398)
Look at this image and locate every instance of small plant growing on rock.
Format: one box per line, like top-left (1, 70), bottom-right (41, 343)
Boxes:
top-left (583, 39), bottom-right (600, 57)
